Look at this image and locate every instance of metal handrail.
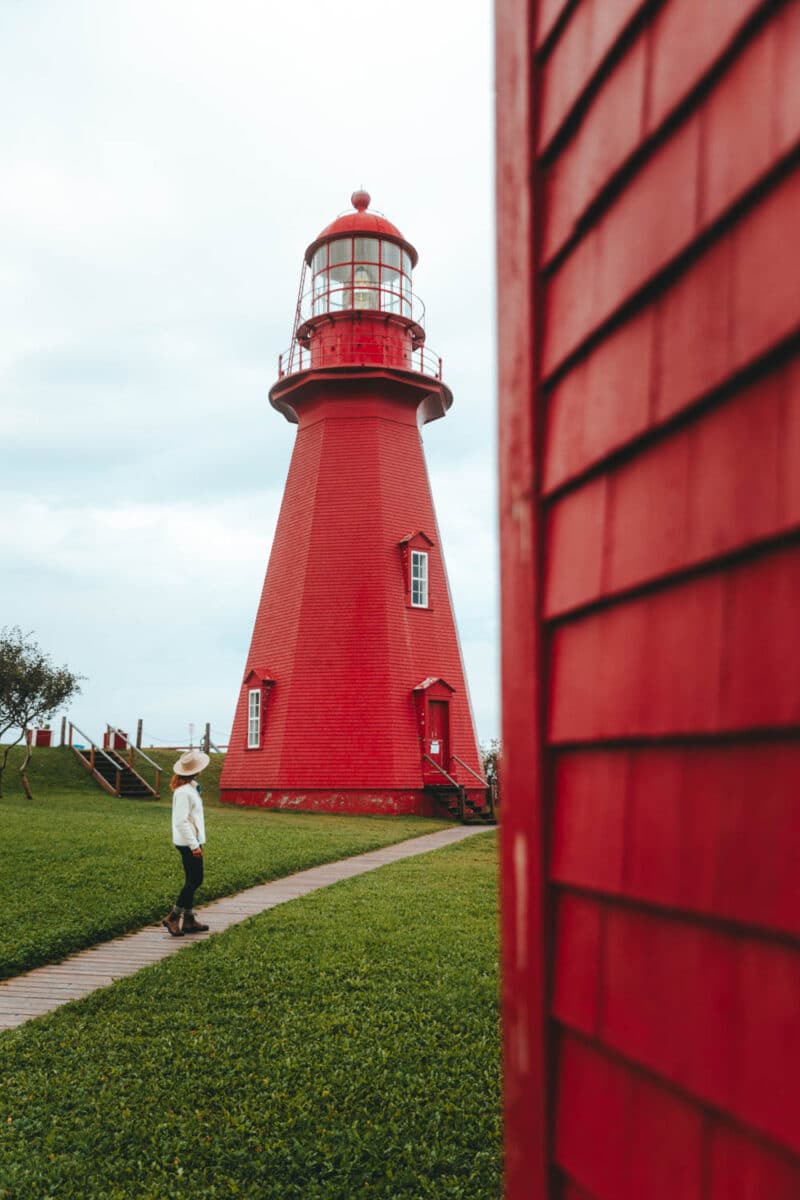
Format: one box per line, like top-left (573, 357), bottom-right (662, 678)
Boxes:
top-left (68, 722), bottom-right (124, 774)
top-left (423, 754), bottom-right (461, 790)
top-left (106, 724), bottom-right (162, 798)
top-left (451, 755), bottom-right (489, 788)
top-left (106, 725), bottom-right (161, 772)
top-left (277, 333), bottom-right (444, 383)
top-left (297, 284), bottom-right (427, 330)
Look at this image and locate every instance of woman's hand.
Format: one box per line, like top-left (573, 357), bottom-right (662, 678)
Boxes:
top-left (192, 847), bottom-right (203, 858)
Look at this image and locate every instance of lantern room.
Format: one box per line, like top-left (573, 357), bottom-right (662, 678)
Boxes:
top-left (306, 189), bottom-right (417, 318)
top-left (275, 191), bottom-right (446, 394)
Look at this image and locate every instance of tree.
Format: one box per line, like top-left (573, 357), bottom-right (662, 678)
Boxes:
top-left (481, 738), bottom-right (501, 787)
top-left (0, 628), bottom-right (83, 798)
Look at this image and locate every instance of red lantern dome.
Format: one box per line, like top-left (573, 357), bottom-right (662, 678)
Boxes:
top-left (305, 190), bottom-right (419, 268)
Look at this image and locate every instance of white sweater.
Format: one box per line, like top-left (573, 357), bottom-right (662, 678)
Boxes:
top-left (171, 781), bottom-right (206, 850)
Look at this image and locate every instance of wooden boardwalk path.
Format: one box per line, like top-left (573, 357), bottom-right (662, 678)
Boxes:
top-left (0, 824), bottom-right (489, 1031)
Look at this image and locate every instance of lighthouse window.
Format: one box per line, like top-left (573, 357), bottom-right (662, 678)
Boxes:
top-left (411, 550), bottom-right (429, 608)
top-left (247, 688), bottom-right (261, 749)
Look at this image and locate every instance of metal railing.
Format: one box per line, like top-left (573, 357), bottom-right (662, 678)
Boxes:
top-left (451, 755), bottom-right (489, 788)
top-left (68, 721), bottom-right (122, 797)
top-left (423, 754), bottom-right (465, 821)
top-left (106, 725), bottom-right (161, 797)
top-left (278, 332), bottom-right (444, 382)
top-left (423, 754), bottom-right (462, 790)
top-left (424, 754), bottom-right (496, 823)
top-left (298, 283), bottom-right (427, 329)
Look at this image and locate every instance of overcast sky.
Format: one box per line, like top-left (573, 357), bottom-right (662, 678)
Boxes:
top-left (1, 0), bottom-right (498, 751)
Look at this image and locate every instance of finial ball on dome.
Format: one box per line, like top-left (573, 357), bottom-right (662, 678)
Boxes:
top-left (351, 189), bottom-right (371, 212)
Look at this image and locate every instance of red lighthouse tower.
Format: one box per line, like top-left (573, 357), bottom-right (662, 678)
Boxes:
top-left (220, 191), bottom-right (486, 818)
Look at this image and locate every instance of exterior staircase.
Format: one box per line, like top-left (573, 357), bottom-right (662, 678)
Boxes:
top-left (68, 723), bottom-right (161, 799)
top-left (429, 777), bottom-right (496, 825)
top-left (425, 756), bottom-right (497, 825)
top-left (90, 750), bottom-right (155, 798)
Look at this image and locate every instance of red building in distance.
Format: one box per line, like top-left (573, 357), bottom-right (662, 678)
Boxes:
top-left (220, 192), bottom-right (487, 818)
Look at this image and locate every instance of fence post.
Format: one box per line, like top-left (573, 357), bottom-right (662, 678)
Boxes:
top-left (136, 719), bottom-right (143, 749)
top-left (60, 715), bottom-right (66, 747)
top-left (203, 723), bottom-right (211, 754)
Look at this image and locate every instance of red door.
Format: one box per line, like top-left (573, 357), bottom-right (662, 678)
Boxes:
top-left (428, 700), bottom-right (449, 772)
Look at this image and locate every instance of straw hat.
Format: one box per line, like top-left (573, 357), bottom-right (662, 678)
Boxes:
top-left (173, 749), bottom-right (210, 776)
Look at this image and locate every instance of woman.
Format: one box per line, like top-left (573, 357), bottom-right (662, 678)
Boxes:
top-left (162, 748), bottom-right (211, 936)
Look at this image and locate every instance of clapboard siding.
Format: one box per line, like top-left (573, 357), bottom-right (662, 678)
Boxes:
top-left (497, 0), bottom-right (800, 1195)
top-left (538, 0), bottom-right (647, 152)
top-left (543, 129), bottom-right (800, 380)
top-left (554, 897), bottom-right (800, 1149)
top-left (544, 359), bottom-right (800, 614)
top-left (551, 744), bottom-right (800, 936)
top-left (549, 546), bottom-right (800, 739)
top-left (543, 0), bottom-right (800, 265)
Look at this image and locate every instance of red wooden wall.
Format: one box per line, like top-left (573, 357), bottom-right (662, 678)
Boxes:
top-left (496, 0), bottom-right (800, 1196)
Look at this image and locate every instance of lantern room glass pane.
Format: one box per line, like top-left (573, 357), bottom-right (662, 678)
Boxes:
top-left (381, 267), bottom-right (401, 313)
top-left (399, 272), bottom-right (411, 317)
top-left (312, 270), bottom-right (327, 315)
top-left (312, 246), bottom-right (327, 275)
top-left (401, 250), bottom-right (412, 278)
top-left (329, 238), bottom-right (352, 266)
top-left (382, 242), bottom-right (401, 270)
top-left (353, 264), bottom-right (378, 309)
top-left (327, 261), bottom-right (351, 310)
top-left (354, 237), bottom-right (379, 264)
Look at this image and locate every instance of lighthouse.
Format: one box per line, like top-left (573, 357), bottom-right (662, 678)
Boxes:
top-left (220, 191), bottom-right (487, 818)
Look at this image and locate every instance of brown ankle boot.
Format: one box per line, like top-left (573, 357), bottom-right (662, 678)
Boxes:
top-left (182, 912), bottom-right (209, 934)
top-left (162, 909), bottom-right (184, 937)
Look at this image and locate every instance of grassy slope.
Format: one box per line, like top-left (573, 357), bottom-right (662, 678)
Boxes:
top-left (0, 747), bottom-right (449, 980)
top-left (0, 833), bottom-right (500, 1200)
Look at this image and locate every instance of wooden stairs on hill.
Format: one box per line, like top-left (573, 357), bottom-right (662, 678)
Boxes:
top-left (68, 722), bottom-right (161, 799)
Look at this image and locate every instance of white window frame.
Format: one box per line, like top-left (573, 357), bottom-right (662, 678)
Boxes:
top-left (410, 549), bottom-right (429, 608)
top-left (247, 688), bottom-right (261, 748)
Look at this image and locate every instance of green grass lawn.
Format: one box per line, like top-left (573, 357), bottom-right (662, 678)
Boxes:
top-left (0, 746), bottom-right (450, 980)
top-left (0, 832), bottom-right (500, 1199)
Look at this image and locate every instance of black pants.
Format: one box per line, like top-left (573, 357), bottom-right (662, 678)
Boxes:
top-left (175, 845), bottom-right (204, 909)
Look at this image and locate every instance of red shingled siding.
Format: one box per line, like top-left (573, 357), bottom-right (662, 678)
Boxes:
top-left (496, 0), bottom-right (800, 1195)
top-left (221, 381), bottom-right (482, 803)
